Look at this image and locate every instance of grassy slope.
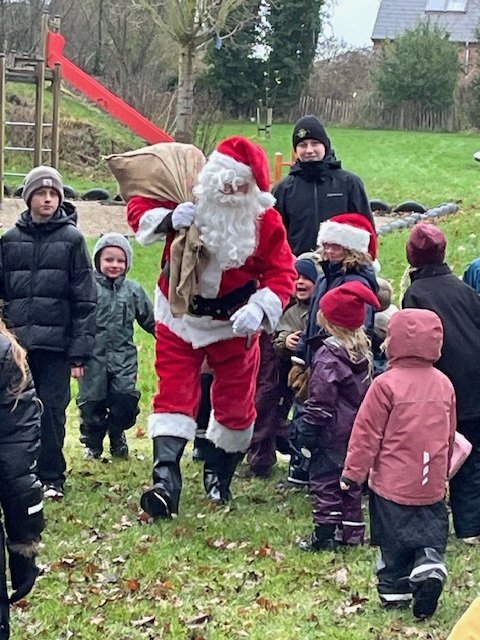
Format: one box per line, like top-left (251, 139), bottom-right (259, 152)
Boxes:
top-left (6, 105), bottom-right (480, 637)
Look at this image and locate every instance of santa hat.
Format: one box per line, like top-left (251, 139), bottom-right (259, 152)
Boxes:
top-left (320, 281), bottom-right (380, 330)
top-left (406, 223), bottom-right (446, 268)
top-left (210, 136), bottom-right (272, 194)
top-left (317, 213), bottom-right (378, 260)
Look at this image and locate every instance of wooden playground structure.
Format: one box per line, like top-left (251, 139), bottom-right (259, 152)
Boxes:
top-left (0, 13), bottom-right (62, 208)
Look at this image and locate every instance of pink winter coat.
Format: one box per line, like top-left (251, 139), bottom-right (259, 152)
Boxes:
top-left (343, 308), bottom-right (456, 506)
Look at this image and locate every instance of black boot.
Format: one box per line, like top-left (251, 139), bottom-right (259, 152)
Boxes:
top-left (203, 441), bottom-right (243, 504)
top-left (298, 524), bottom-right (337, 551)
top-left (140, 436), bottom-right (187, 519)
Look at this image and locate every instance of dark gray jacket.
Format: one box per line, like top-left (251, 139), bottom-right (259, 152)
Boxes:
top-left (78, 235), bottom-right (155, 402)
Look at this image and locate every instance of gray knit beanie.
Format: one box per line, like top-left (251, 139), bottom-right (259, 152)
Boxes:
top-left (23, 165), bottom-right (64, 206)
top-left (93, 233), bottom-right (133, 273)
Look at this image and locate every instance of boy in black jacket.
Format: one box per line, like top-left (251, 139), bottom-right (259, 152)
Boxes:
top-left (0, 166), bottom-right (97, 500)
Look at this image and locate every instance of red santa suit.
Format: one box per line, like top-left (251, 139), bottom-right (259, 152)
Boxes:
top-left (127, 139), bottom-right (296, 455)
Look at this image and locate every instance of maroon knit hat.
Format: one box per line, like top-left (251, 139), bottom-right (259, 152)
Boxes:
top-left (406, 223), bottom-right (446, 268)
top-left (320, 281), bottom-right (380, 330)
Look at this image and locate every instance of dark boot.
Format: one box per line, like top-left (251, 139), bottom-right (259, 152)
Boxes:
top-left (140, 436), bottom-right (187, 519)
top-left (109, 431), bottom-right (129, 459)
top-left (203, 441), bottom-right (243, 504)
top-left (287, 451), bottom-right (310, 486)
top-left (298, 524), bottom-right (337, 551)
top-left (192, 431), bottom-right (207, 462)
top-left (78, 400), bottom-right (108, 459)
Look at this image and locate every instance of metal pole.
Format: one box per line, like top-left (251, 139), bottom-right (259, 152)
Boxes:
top-left (0, 54), bottom-right (5, 210)
top-left (51, 62), bottom-right (61, 168)
top-left (34, 59), bottom-right (45, 167)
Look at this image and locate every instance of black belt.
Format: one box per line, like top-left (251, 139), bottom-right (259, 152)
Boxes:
top-left (188, 280), bottom-right (257, 320)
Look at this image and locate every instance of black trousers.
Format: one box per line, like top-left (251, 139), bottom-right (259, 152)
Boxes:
top-left (0, 525), bottom-right (9, 640)
top-left (28, 350), bottom-right (70, 487)
top-left (449, 441), bottom-right (480, 538)
top-left (370, 492), bottom-right (448, 604)
top-left (79, 391), bottom-right (140, 446)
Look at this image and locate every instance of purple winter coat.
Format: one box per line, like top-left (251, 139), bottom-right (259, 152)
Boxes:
top-left (302, 336), bottom-right (370, 452)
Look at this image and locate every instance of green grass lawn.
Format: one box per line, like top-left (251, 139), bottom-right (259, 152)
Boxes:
top-left (4, 94), bottom-right (480, 636)
top-left (219, 122), bottom-right (480, 210)
top-left (14, 213), bottom-right (480, 639)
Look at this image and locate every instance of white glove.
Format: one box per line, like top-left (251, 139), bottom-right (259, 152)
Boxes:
top-left (231, 303), bottom-right (264, 336)
top-left (172, 202), bottom-right (196, 230)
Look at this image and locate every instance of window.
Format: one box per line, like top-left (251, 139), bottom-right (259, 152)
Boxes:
top-left (426, 0), bottom-right (468, 10)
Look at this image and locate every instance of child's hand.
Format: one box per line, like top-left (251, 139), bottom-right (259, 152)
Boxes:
top-left (285, 331), bottom-right (301, 351)
top-left (71, 366), bottom-right (84, 379)
top-left (340, 475), bottom-right (356, 491)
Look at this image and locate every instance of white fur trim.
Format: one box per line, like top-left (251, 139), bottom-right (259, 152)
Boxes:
top-left (257, 189), bottom-right (276, 209)
top-left (148, 412), bottom-right (197, 440)
top-left (209, 150), bottom-right (253, 182)
top-left (373, 259), bottom-right (381, 274)
top-left (317, 220), bottom-right (370, 253)
top-left (249, 287), bottom-right (283, 332)
top-left (136, 207), bottom-right (171, 245)
top-left (206, 416), bottom-right (254, 452)
top-left (155, 287), bottom-right (238, 348)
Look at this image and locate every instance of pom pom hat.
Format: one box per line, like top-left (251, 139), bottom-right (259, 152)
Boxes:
top-left (317, 213), bottom-right (378, 260)
top-left (320, 281), bottom-right (380, 331)
top-left (210, 136), bottom-right (272, 194)
top-left (406, 223), bottom-right (446, 268)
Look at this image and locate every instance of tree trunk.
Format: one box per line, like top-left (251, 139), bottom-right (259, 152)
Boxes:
top-left (176, 45), bottom-right (195, 143)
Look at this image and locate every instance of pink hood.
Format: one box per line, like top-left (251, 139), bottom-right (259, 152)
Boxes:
top-left (387, 308), bottom-right (443, 365)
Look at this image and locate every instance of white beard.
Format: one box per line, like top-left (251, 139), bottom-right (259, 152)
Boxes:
top-left (193, 163), bottom-right (271, 270)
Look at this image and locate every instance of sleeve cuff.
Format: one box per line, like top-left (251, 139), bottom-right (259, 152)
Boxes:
top-left (136, 207), bottom-right (172, 245)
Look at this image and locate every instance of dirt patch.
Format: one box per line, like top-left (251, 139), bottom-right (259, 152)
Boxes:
top-left (0, 198), bottom-right (130, 237)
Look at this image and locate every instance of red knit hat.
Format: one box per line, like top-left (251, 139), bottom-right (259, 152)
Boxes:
top-left (406, 223), bottom-right (446, 268)
top-left (212, 136), bottom-right (271, 193)
top-left (320, 281), bottom-right (380, 330)
top-left (317, 213), bottom-right (378, 260)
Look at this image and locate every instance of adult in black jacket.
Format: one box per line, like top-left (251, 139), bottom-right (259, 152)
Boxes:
top-left (0, 166), bottom-right (96, 499)
top-left (273, 115), bottom-right (373, 256)
top-left (0, 321), bottom-right (45, 638)
top-left (402, 223), bottom-right (480, 543)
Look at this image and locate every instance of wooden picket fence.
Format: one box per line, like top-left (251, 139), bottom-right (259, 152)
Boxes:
top-left (293, 96), bottom-right (463, 132)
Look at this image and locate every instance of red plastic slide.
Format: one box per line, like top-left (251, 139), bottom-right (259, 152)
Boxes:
top-left (47, 31), bottom-right (173, 144)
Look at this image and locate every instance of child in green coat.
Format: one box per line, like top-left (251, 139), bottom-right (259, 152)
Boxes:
top-left (77, 233), bottom-right (155, 459)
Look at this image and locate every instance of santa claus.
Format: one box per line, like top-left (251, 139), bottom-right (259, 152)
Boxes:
top-left (126, 136), bottom-right (296, 519)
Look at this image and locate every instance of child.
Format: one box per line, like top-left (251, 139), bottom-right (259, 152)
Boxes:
top-left (77, 233), bottom-right (155, 459)
top-left (0, 317), bottom-right (45, 638)
top-left (372, 278), bottom-right (398, 376)
top-left (272, 253), bottom-right (320, 484)
top-left (0, 166), bottom-right (97, 500)
top-left (293, 281), bottom-right (380, 551)
top-left (291, 214), bottom-right (379, 483)
top-left (295, 213), bottom-right (379, 369)
top-left (341, 308), bottom-right (456, 620)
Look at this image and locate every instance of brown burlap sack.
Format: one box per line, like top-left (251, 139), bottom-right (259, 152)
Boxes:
top-left (105, 142), bottom-right (205, 203)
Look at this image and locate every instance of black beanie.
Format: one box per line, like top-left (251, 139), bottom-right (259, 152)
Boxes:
top-left (292, 115), bottom-right (331, 154)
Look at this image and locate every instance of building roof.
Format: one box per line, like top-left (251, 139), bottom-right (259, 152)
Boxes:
top-left (372, 0), bottom-right (480, 43)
